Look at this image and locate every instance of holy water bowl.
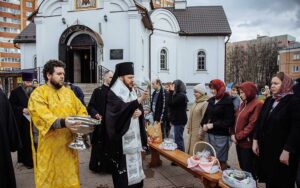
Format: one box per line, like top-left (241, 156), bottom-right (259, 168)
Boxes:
top-left (67, 116), bottom-right (101, 150)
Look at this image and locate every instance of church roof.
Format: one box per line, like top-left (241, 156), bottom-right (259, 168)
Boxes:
top-left (14, 23), bottom-right (36, 44)
top-left (14, 5), bottom-right (231, 44)
top-left (164, 6), bottom-right (232, 36)
top-left (134, 1), bottom-right (153, 30)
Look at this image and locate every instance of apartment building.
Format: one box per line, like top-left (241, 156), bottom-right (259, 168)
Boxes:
top-left (279, 44), bottom-right (300, 80)
top-left (0, 0), bottom-right (36, 71)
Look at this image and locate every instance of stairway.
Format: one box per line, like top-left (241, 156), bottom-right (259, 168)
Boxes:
top-left (74, 83), bottom-right (101, 105)
top-left (73, 65), bottom-right (110, 105)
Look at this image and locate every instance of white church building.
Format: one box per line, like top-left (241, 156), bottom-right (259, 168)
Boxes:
top-left (14, 0), bottom-right (231, 86)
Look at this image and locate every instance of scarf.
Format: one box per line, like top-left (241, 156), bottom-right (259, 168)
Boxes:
top-left (195, 94), bottom-right (208, 103)
top-left (273, 73), bottom-right (294, 101)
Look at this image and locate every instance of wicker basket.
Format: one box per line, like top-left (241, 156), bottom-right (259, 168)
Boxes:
top-left (193, 141), bottom-right (217, 157)
top-left (187, 141), bottom-right (220, 174)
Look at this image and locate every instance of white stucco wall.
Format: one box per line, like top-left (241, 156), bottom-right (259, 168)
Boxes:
top-left (150, 8), bottom-right (226, 84)
top-left (21, 0), bottom-right (227, 86)
top-left (151, 33), bottom-right (226, 84)
top-left (32, 0), bottom-right (148, 82)
top-left (20, 43), bottom-right (36, 69)
top-left (178, 36), bottom-right (226, 84)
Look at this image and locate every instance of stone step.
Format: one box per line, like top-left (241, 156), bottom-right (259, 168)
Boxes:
top-left (72, 83), bottom-right (100, 105)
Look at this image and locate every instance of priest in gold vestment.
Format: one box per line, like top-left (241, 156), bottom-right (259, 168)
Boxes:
top-left (28, 60), bottom-right (87, 188)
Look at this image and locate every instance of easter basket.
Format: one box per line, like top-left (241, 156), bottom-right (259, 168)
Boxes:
top-left (187, 141), bottom-right (220, 174)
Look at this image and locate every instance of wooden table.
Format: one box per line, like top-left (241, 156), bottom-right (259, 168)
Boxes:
top-left (148, 142), bottom-right (223, 188)
top-left (218, 179), bottom-right (230, 188)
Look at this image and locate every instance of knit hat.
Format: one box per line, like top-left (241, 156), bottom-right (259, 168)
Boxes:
top-left (193, 83), bottom-right (206, 94)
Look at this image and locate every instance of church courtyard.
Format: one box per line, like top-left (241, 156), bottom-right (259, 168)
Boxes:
top-left (13, 132), bottom-right (266, 188)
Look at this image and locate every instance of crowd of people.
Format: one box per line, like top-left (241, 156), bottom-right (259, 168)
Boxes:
top-left (1, 59), bottom-right (300, 188)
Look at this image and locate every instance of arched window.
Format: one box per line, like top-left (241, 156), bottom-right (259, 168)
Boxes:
top-left (197, 51), bottom-right (206, 70)
top-left (160, 49), bottom-right (168, 70)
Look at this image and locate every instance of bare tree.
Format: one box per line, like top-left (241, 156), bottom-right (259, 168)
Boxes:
top-left (226, 41), bottom-right (279, 89)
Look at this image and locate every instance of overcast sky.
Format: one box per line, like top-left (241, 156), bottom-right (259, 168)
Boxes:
top-left (187, 0), bottom-right (300, 42)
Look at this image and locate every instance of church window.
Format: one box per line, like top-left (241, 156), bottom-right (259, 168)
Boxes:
top-left (197, 50), bottom-right (206, 70)
top-left (160, 49), bottom-right (168, 70)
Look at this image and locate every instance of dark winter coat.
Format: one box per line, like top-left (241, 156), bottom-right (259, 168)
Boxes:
top-left (87, 85), bottom-right (111, 173)
top-left (150, 88), bottom-right (169, 122)
top-left (9, 86), bottom-right (33, 167)
top-left (201, 95), bottom-right (235, 136)
top-left (168, 91), bottom-right (188, 125)
top-left (0, 90), bottom-right (21, 188)
top-left (88, 85), bottom-right (109, 119)
top-left (254, 95), bottom-right (300, 186)
top-left (69, 83), bottom-right (85, 105)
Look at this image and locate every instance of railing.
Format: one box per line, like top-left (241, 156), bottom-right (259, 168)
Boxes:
top-left (35, 65), bottom-right (111, 85)
top-left (34, 66), bottom-right (44, 84)
top-left (97, 65), bottom-right (110, 85)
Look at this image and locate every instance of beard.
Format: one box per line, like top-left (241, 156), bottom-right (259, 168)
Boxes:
top-left (50, 78), bottom-right (63, 89)
top-left (123, 81), bottom-right (133, 91)
top-left (23, 85), bottom-right (33, 95)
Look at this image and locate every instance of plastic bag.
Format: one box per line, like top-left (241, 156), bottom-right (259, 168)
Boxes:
top-left (222, 169), bottom-right (256, 188)
top-left (146, 121), bottom-right (162, 143)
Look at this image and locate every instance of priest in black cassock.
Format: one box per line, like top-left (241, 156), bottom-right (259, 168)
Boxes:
top-left (88, 70), bottom-right (113, 173)
top-left (9, 72), bottom-right (34, 168)
top-left (105, 62), bottom-right (149, 188)
top-left (0, 88), bottom-right (21, 188)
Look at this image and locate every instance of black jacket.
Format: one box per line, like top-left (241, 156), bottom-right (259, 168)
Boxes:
top-left (168, 91), bottom-right (188, 125)
top-left (87, 85), bottom-right (111, 173)
top-left (0, 90), bottom-right (21, 188)
top-left (70, 84), bottom-right (85, 106)
top-left (9, 86), bottom-right (33, 166)
top-left (254, 95), bottom-right (300, 186)
top-left (150, 88), bottom-right (169, 122)
top-left (87, 85), bottom-right (109, 119)
top-left (201, 95), bottom-right (235, 136)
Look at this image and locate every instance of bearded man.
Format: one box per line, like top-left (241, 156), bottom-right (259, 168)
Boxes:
top-left (9, 71), bottom-right (35, 168)
top-left (28, 59), bottom-right (88, 188)
top-left (105, 62), bottom-right (149, 187)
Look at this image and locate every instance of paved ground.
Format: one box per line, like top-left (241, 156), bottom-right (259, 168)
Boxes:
top-left (13, 128), bottom-right (265, 188)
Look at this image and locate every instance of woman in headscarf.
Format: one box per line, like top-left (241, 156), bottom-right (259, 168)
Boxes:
top-left (231, 82), bottom-right (263, 178)
top-left (168, 79), bottom-right (188, 152)
top-left (186, 83), bottom-right (209, 155)
top-left (253, 72), bottom-right (300, 188)
top-left (201, 79), bottom-right (235, 170)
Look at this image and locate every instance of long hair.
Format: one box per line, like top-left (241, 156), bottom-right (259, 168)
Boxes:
top-left (173, 79), bottom-right (186, 94)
